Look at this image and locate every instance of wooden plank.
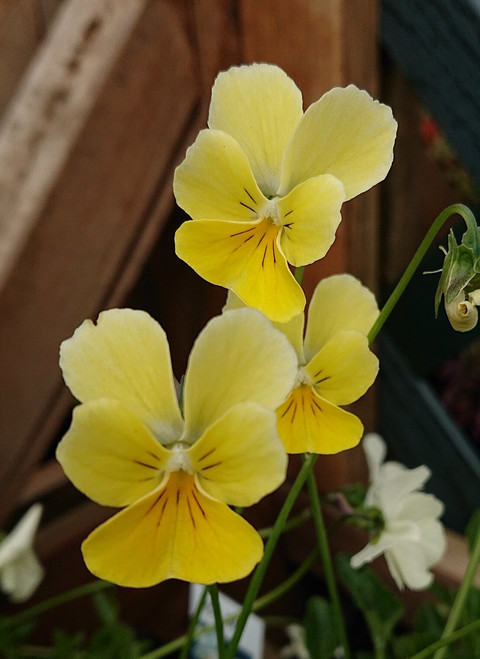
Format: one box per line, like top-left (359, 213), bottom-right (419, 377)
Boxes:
top-left (0, 0), bottom-right (149, 292)
top-left (0, 0), bottom-right (40, 117)
top-left (0, 0), bottom-right (199, 523)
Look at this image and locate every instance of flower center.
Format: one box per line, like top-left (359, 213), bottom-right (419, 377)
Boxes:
top-left (165, 442), bottom-right (194, 475)
top-left (259, 198), bottom-right (282, 227)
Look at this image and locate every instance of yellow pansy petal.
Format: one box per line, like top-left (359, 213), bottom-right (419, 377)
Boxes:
top-left (82, 472), bottom-right (264, 587)
top-left (56, 399), bottom-right (170, 507)
top-left (189, 402), bottom-right (286, 507)
top-left (280, 85), bottom-right (397, 200)
top-left (277, 385), bottom-right (363, 454)
top-left (174, 129), bottom-right (267, 221)
top-left (208, 63), bottom-right (303, 197)
top-left (60, 309), bottom-right (183, 443)
top-left (183, 309), bottom-right (297, 443)
top-left (305, 330), bottom-right (378, 406)
top-left (277, 175), bottom-right (345, 267)
top-left (175, 218), bottom-right (305, 322)
top-left (304, 274), bottom-right (379, 360)
top-left (223, 290), bottom-right (305, 362)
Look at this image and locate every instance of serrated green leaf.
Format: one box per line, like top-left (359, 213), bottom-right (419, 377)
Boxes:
top-left (336, 554), bottom-right (404, 657)
top-left (304, 596), bottom-right (338, 659)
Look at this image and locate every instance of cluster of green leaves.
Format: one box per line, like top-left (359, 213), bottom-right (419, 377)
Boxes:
top-left (0, 591), bottom-right (151, 659)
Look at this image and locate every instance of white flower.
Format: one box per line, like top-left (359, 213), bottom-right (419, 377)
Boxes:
top-left (280, 624), bottom-right (310, 659)
top-left (0, 504), bottom-right (44, 602)
top-left (351, 434), bottom-right (446, 591)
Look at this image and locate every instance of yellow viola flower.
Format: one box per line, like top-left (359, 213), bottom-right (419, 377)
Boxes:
top-left (226, 274), bottom-right (379, 454)
top-left (56, 308), bottom-right (297, 587)
top-left (175, 63), bottom-right (397, 322)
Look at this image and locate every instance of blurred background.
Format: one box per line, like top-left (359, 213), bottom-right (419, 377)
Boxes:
top-left (0, 0), bottom-right (479, 652)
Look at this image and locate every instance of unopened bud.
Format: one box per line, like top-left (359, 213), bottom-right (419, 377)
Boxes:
top-left (445, 292), bottom-right (478, 332)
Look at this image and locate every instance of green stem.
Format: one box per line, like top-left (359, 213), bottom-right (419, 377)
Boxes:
top-left (178, 586), bottom-right (208, 659)
top-left (306, 462), bottom-right (352, 659)
top-left (368, 203), bottom-right (475, 344)
top-left (4, 579), bottom-right (112, 629)
top-left (224, 454), bottom-right (318, 659)
top-left (433, 520), bottom-right (480, 659)
top-left (294, 265), bottom-right (305, 284)
top-left (139, 547), bottom-right (319, 659)
top-left (253, 548), bottom-right (318, 611)
top-left (207, 585), bottom-right (226, 658)
top-left (258, 507), bottom-right (311, 539)
top-left (410, 618), bottom-right (480, 659)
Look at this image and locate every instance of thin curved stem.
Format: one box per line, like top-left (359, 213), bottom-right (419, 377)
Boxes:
top-left (178, 586), bottom-right (208, 659)
top-left (208, 585), bottom-right (226, 658)
top-left (368, 203), bottom-right (476, 344)
top-left (224, 454), bottom-right (318, 659)
top-left (410, 618), bottom-right (480, 659)
top-left (433, 520), bottom-right (480, 659)
top-left (4, 579), bottom-right (113, 629)
top-left (306, 463), bottom-right (351, 659)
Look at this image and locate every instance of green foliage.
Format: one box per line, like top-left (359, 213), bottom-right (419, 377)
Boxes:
top-left (0, 590), bottom-right (151, 658)
top-left (336, 553), bottom-right (404, 658)
top-left (303, 596), bottom-right (338, 659)
top-left (465, 509), bottom-right (480, 554)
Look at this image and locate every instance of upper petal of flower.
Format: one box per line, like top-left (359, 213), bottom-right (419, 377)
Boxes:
top-left (175, 218), bottom-right (306, 322)
top-left (362, 432), bottom-right (387, 486)
top-left (279, 85), bottom-right (397, 200)
top-left (370, 464), bottom-right (432, 517)
top-left (189, 401), bottom-right (286, 507)
top-left (82, 472), bottom-right (264, 586)
top-left (304, 274), bottom-right (379, 361)
top-left (208, 63), bottom-right (303, 197)
top-left (56, 399), bottom-right (170, 507)
top-left (60, 309), bottom-right (183, 444)
top-left (182, 309), bottom-right (297, 443)
top-left (277, 385), bottom-right (364, 454)
top-left (174, 129), bottom-right (267, 222)
top-left (223, 290), bottom-right (306, 362)
top-left (277, 175), bottom-right (345, 267)
top-left (305, 330), bottom-right (379, 406)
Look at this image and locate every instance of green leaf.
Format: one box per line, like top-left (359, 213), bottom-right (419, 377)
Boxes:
top-left (303, 596), bottom-right (338, 659)
top-left (93, 590), bottom-right (120, 627)
top-left (465, 510), bottom-right (480, 554)
top-left (336, 554), bottom-right (404, 657)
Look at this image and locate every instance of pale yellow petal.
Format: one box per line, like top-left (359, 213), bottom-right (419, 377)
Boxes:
top-left (183, 309), bottom-right (297, 443)
top-left (208, 63), bottom-right (303, 197)
top-left (189, 402), bottom-right (286, 506)
top-left (305, 330), bottom-right (378, 406)
top-left (60, 309), bottom-right (183, 444)
top-left (175, 217), bottom-right (305, 322)
top-left (174, 129), bottom-right (267, 221)
top-left (56, 399), bottom-right (170, 507)
top-left (280, 85), bottom-right (397, 200)
top-left (277, 175), bottom-right (345, 266)
top-left (277, 385), bottom-right (364, 454)
top-left (304, 274), bottom-right (379, 360)
top-left (223, 291), bottom-right (305, 362)
top-left (82, 472), bottom-right (264, 586)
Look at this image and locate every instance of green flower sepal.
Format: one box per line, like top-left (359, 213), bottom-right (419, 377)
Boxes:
top-left (434, 211), bottom-right (480, 331)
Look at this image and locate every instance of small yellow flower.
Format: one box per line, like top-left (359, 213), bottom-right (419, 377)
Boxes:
top-left (175, 63), bottom-right (397, 322)
top-left (226, 275), bottom-right (379, 454)
top-left (56, 308), bottom-right (297, 587)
